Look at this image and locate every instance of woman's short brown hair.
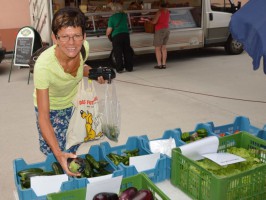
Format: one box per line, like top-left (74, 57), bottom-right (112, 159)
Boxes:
top-left (52, 7), bottom-right (86, 36)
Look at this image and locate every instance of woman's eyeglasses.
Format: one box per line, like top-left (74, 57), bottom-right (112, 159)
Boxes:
top-left (56, 34), bottom-right (84, 42)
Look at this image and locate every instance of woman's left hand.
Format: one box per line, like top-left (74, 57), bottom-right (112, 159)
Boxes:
top-left (97, 76), bottom-right (105, 84)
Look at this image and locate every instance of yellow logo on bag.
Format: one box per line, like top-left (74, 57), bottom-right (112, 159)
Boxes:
top-left (80, 110), bottom-right (103, 141)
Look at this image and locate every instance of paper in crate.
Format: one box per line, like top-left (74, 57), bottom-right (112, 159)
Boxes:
top-left (171, 132), bottom-right (266, 200)
top-left (13, 154), bottom-right (75, 200)
top-left (139, 129), bottom-right (184, 179)
top-left (70, 144), bottom-right (124, 189)
top-left (100, 136), bottom-right (168, 183)
top-left (206, 116), bottom-right (266, 139)
top-left (47, 173), bottom-right (170, 200)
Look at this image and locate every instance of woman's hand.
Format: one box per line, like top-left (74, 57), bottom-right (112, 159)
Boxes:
top-left (55, 151), bottom-right (81, 177)
top-left (97, 76), bottom-right (105, 84)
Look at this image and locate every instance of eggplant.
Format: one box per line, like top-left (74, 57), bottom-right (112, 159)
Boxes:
top-left (93, 192), bottom-right (119, 200)
top-left (67, 157), bottom-right (86, 173)
top-left (119, 187), bottom-right (138, 200)
top-left (131, 190), bottom-right (154, 200)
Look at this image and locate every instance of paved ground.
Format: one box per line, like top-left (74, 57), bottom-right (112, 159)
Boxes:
top-left (1, 48), bottom-right (266, 200)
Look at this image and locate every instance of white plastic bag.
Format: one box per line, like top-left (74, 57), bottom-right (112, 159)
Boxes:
top-left (66, 79), bottom-right (103, 149)
top-left (100, 81), bottom-right (121, 142)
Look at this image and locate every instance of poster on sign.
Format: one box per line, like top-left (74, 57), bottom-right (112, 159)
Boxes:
top-left (13, 27), bottom-right (35, 67)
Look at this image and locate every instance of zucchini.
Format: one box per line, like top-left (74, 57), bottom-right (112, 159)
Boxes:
top-left (52, 162), bottom-right (64, 175)
top-left (21, 179), bottom-right (30, 189)
top-left (20, 171), bottom-right (44, 181)
top-left (83, 159), bottom-right (93, 178)
top-left (99, 160), bottom-right (109, 168)
top-left (196, 128), bottom-right (208, 138)
top-left (85, 154), bottom-right (100, 169)
top-left (18, 168), bottom-right (44, 178)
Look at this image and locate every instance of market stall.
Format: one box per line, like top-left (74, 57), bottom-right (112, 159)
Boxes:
top-left (13, 116), bottom-right (266, 200)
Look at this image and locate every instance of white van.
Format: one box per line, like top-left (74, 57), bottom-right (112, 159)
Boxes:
top-left (30, 0), bottom-right (244, 64)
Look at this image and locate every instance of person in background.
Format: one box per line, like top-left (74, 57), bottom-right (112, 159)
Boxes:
top-left (150, 1), bottom-right (170, 69)
top-left (33, 7), bottom-right (105, 176)
top-left (106, 2), bottom-right (133, 73)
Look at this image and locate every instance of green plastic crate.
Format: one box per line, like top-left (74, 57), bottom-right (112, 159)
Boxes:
top-left (47, 173), bottom-right (170, 200)
top-left (171, 132), bottom-right (266, 200)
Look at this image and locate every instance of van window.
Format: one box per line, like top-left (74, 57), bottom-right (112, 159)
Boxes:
top-left (210, 0), bottom-right (233, 13)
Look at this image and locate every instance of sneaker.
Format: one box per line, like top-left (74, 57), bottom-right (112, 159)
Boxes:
top-left (162, 65), bottom-right (166, 69)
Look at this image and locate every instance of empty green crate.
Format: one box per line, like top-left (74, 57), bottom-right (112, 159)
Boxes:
top-left (47, 173), bottom-right (170, 200)
top-left (171, 132), bottom-right (266, 200)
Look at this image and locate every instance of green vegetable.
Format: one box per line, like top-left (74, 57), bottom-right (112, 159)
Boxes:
top-left (196, 147), bottom-right (264, 177)
top-left (181, 132), bottom-right (190, 142)
top-left (102, 124), bottom-right (119, 142)
top-left (196, 128), bottom-right (208, 138)
top-left (86, 154), bottom-right (100, 169)
top-left (83, 159), bottom-right (93, 178)
top-left (52, 162), bottom-right (64, 175)
top-left (18, 168), bottom-right (44, 178)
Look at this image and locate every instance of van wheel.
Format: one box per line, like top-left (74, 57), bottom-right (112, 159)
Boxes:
top-left (225, 35), bottom-right (244, 55)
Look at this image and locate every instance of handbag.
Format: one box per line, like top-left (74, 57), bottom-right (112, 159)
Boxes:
top-left (108, 13), bottom-right (124, 42)
top-left (66, 78), bottom-right (103, 149)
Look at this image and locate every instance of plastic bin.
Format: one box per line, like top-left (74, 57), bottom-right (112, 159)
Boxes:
top-left (47, 173), bottom-right (170, 200)
top-left (171, 132), bottom-right (266, 200)
top-left (13, 154), bottom-right (75, 200)
top-left (206, 116), bottom-right (266, 139)
top-left (71, 145), bottom-right (124, 189)
top-left (139, 129), bottom-right (184, 179)
top-left (176, 122), bottom-right (215, 144)
top-left (100, 136), bottom-right (168, 183)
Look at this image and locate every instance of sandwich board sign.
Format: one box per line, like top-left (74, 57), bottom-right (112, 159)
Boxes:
top-left (8, 26), bottom-right (42, 83)
top-left (13, 27), bottom-right (35, 66)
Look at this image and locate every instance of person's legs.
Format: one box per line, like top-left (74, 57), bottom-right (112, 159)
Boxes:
top-left (161, 29), bottom-right (170, 69)
top-left (122, 33), bottom-right (133, 71)
top-left (155, 46), bottom-right (162, 67)
top-left (112, 35), bottom-right (124, 72)
top-left (161, 45), bottom-right (167, 68)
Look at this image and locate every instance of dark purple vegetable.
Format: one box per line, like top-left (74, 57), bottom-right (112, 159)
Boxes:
top-left (119, 187), bottom-right (138, 200)
top-left (131, 190), bottom-right (154, 200)
top-left (93, 192), bottom-right (119, 200)
top-left (67, 157), bottom-right (86, 173)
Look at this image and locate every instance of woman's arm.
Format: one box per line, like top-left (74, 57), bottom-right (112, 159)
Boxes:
top-left (36, 89), bottom-right (79, 176)
top-left (151, 10), bottom-right (161, 24)
top-left (106, 27), bottom-right (113, 37)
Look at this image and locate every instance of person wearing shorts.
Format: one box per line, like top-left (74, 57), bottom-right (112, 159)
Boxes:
top-left (150, 1), bottom-right (170, 69)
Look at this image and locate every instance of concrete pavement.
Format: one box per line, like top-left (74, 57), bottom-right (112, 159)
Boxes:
top-left (1, 48), bottom-right (266, 200)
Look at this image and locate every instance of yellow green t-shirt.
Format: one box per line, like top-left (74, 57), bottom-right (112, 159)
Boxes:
top-left (33, 41), bottom-right (89, 110)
